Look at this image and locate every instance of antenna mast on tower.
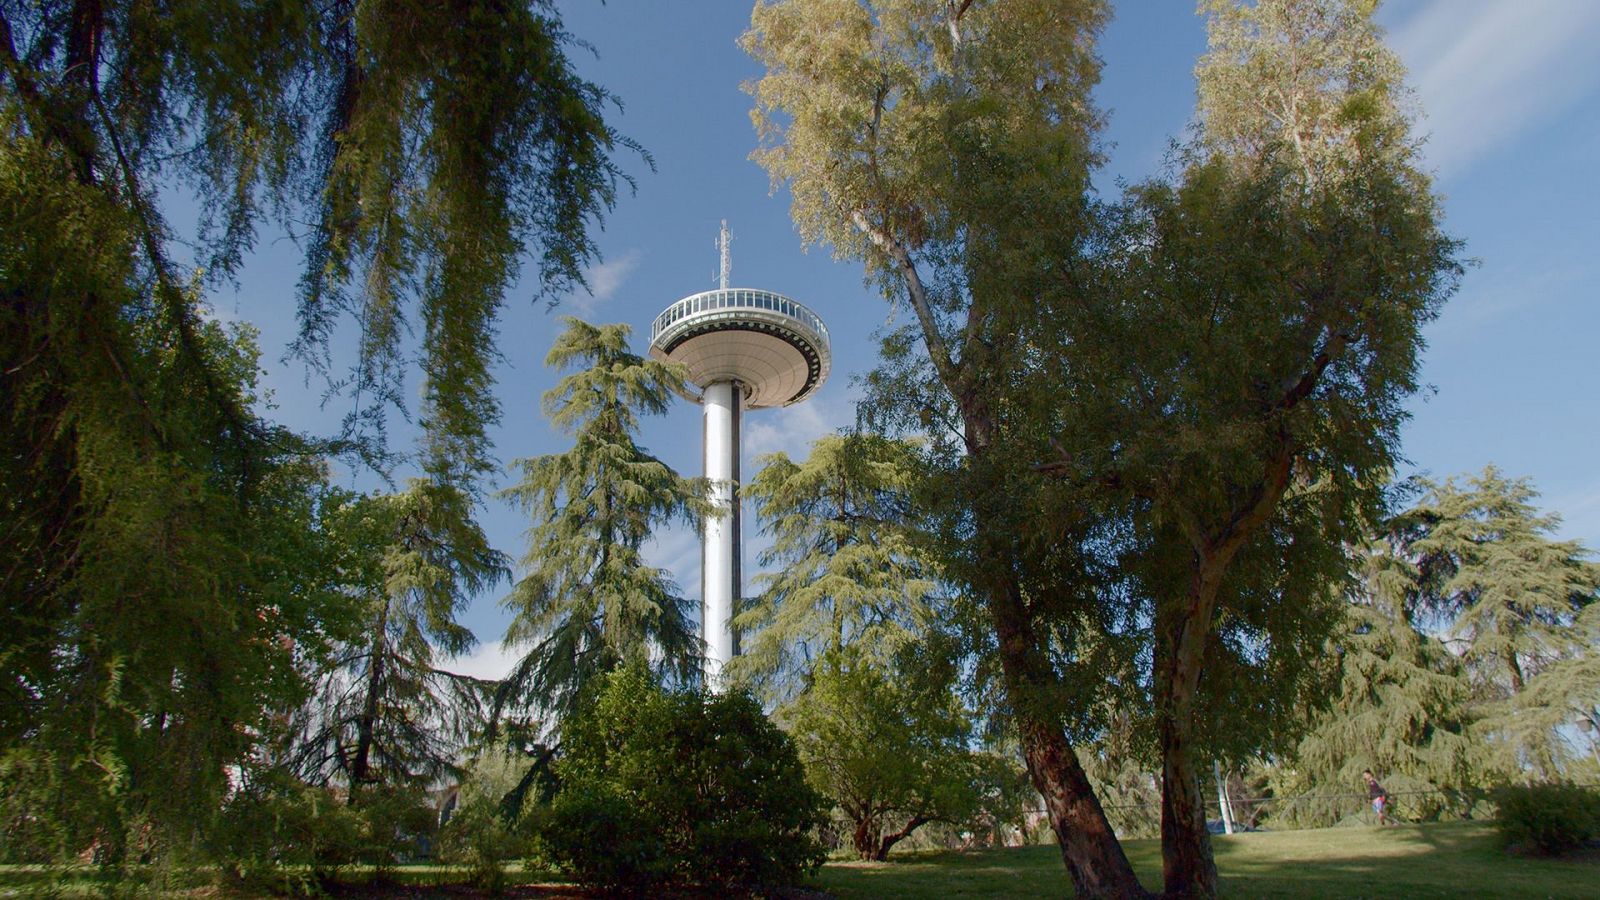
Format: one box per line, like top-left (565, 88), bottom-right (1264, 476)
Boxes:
top-left (718, 219), bottom-right (732, 290)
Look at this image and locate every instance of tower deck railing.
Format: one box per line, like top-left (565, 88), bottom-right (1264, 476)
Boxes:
top-left (650, 288), bottom-right (829, 348)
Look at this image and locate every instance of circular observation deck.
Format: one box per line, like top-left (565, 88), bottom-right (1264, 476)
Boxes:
top-left (648, 288), bottom-right (830, 409)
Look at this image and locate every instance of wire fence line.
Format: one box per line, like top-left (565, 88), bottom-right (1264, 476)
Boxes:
top-left (1013, 783), bottom-right (1599, 840)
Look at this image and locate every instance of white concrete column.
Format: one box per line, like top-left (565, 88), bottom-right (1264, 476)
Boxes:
top-left (701, 380), bottom-right (742, 691)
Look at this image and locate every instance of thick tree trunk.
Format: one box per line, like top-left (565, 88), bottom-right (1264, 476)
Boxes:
top-left (992, 579), bottom-right (1150, 899)
top-left (1158, 715), bottom-right (1215, 899)
top-left (874, 815), bottom-right (930, 861)
top-left (852, 816), bottom-right (879, 861)
top-left (1155, 570), bottom-right (1222, 898)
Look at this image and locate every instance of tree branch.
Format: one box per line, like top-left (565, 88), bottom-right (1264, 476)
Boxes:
top-left (850, 209), bottom-right (962, 396)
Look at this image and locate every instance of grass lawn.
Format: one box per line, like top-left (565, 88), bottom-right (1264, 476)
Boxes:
top-left (4, 822), bottom-right (1593, 897)
top-left (815, 822), bottom-right (1599, 899)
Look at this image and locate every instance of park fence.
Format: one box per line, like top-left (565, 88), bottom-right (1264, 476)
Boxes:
top-left (1014, 785), bottom-right (1519, 844)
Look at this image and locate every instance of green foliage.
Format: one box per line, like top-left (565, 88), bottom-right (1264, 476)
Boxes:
top-left (2, 0), bottom-right (629, 869)
top-left (1492, 783), bottom-right (1600, 857)
top-left (731, 432), bottom-right (942, 700)
top-left (1281, 469), bottom-right (1600, 827)
top-left (537, 667), bottom-right (826, 891)
top-left (1407, 468), bottom-right (1600, 779)
top-left (214, 774), bottom-right (435, 890)
top-left (290, 481), bottom-right (507, 794)
top-left (787, 647), bottom-right (996, 860)
top-left (0, 269), bottom-right (351, 861)
top-left (436, 754), bottom-right (533, 894)
top-left (3, 0), bottom-right (629, 487)
top-left (499, 319), bottom-right (708, 720)
top-left (747, 1), bottom-right (1462, 895)
top-left (1197, 0), bottom-right (1416, 180)
top-left (1284, 538), bottom-right (1481, 826)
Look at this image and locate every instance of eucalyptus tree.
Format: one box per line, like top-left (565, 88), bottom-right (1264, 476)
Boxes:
top-left (1407, 468), bottom-right (1600, 779)
top-left (2, 0), bottom-right (627, 860)
top-left (747, 1), bottom-right (1459, 896)
top-left (499, 319), bottom-right (708, 723)
top-left (745, 2), bottom-right (1146, 894)
top-left (1016, 3), bottom-right (1460, 892)
top-left (729, 432), bottom-right (940, 700)
top-left (291, 481), bottom-right (507, 800)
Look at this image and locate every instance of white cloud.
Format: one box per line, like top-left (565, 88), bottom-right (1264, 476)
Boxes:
top-left (1386, 0), bottom-right (1600, 179)
top-left (197, 301), bottom-right (243, 325)
top-left (743, 393), bottom-right (850, 462)
top-left (441, 639), bottom-right (524, 682)
top-left (566, 249), bottom-right (642, 316)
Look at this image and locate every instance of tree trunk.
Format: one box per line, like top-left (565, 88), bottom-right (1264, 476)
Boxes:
top-left (1155, 575), bottom-right (1220, 898)
top-left (992, 578), bottom-right (1150, 899)
top-left (852, 816), bottom-right (880, 861)
top-left (349, 602), bottom-right (390, 799)
top-left (1159, 716), bottom-right (1215, 899)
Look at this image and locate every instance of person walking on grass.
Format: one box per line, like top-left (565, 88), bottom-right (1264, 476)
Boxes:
top-left (1362, 770), bottom-right (1395, 826)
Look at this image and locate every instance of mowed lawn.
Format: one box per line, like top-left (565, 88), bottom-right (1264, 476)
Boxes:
top-left (816, 822), bottom-right (1599, 899)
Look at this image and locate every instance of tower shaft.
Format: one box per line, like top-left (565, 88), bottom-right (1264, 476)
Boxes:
top-left (700, 379), bottom-right (742, 690)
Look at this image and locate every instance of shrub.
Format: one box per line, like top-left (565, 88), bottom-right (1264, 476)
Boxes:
top-left (1492, 782), bottom-right (1600, 856)
top-left (535, 667), bottom-right (826, 892)
top-left (435, 755), bottom-right (533, 894)
top-left (213, 774), bottom-right (436, 891)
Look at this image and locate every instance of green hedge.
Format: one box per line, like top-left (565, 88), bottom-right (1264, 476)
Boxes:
top-left (1492, 783), bottom-right (1600, 856)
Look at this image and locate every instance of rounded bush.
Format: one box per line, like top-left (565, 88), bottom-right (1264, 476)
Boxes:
top-left (536, 667), bottom-right (826, 891)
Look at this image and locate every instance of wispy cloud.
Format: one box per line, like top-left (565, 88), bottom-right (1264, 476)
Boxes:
top-left (1386, 1), bottom-right (1600, 179)
top-left (441, 639), bottom-right (523, 682)
top-left (644, 525), bottom-right (703, 614)
top-left (566, 249), bottom-right (642, 316)
top-left (743, 394), bottom-right (850, 462)
top-left (1426, 256), bottom-right (1594, 343)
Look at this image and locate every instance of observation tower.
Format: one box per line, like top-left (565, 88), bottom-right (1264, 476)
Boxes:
top-left (649, 222), bottom-right (830, 690)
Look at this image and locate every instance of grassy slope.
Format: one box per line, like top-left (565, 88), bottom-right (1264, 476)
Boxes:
top-left (816, 822), bottom-right (1599, 899)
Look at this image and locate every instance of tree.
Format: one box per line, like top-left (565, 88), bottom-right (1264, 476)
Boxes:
top-left (0, 314), bottom-right (347, 862)
top-left (538, 666), bottom-right (826, 892)
top-left (1022, 2), bottom-right (1459, 892)
top-left (290, 481), bottom-right (508, 799)
top-left (787, 646), bottom-right (991, 860)
top-left (1285, 535), bottom-right (1480, 825)
top-left (729, 432), bottom-right (940, 699)
top-left (1407, 467), bottom-right (1600, 779)
top-left (3, 0), bottom-right (629, 862)
top-left (498, 319), bottom-right (708, 722)
top-left (747, 2), bottom-right (1459, 896)
top-left (745, 2), bottom-right (1146, 894)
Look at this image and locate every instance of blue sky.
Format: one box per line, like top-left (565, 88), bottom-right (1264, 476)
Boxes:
top-left (215, 1), bottom-right (1600, 678)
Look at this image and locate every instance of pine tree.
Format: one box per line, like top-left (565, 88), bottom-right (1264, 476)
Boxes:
top-left (1287, 538), bottom-right (1479, 825)
top-left (729, 433), bottom-right (940, 700)
top-left (291, 481), bottom-right (507, 799)
top-left (499, 319), bottom-right (708, 723)
top-left (1408, 467), bottom-right (1600, 779)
